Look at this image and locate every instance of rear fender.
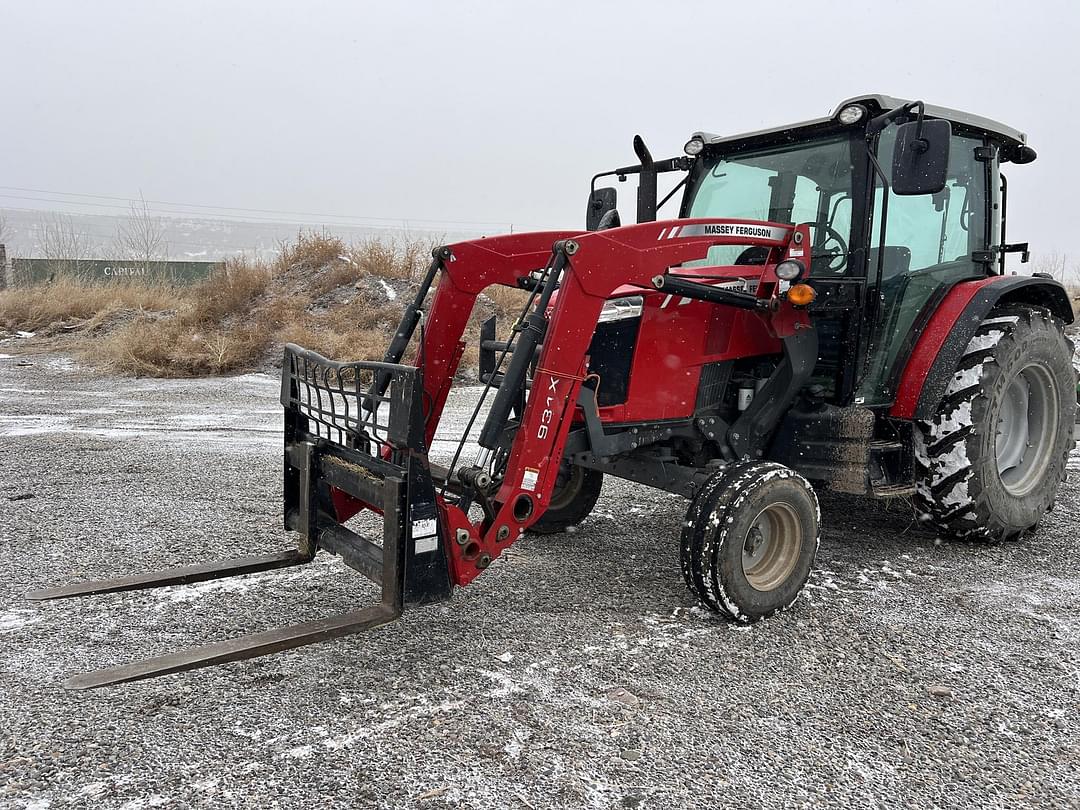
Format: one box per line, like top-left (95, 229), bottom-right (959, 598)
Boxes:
top-left (890, 275), bottom-right (1074, 421)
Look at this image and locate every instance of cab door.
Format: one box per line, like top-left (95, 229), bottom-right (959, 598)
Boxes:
top-left (857, 126), bottom-right (992, 405)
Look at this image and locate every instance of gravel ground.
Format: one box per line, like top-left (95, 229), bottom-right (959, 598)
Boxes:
top-left (1, 353), bottom-right (1078, 809)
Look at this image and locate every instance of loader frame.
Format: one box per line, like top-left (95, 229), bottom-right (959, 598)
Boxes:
top-left (350, 220), bottom-right (816, 588)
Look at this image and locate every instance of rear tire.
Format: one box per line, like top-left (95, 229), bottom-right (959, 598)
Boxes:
top-left (680, 462), bottom-right (819, 622)
top-left (529, 464), bottom-right (603, 534)
top-left (915, 305), bottom-right (1076, 542)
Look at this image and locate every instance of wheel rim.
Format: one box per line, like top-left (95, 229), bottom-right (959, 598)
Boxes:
top-left (995, 362), bottom-right (1059, 497)
top-left (742, 501), bottom-right (803, 592)
top-left (547, 464), bottom-right (582, 511)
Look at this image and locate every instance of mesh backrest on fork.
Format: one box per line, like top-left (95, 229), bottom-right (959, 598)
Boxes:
top-left (280, 344), bottom-right (418, 454)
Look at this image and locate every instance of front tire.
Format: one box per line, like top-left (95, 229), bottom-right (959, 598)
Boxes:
top-left (915, 305), bottom-right (1076, 542)
top-left (529, 464), bottom-right (603, 534)
top-left (680, 462), bottom-right (819, 622)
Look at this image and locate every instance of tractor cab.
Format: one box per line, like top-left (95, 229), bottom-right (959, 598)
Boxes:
top-left (589, 94), bottom-right (1039, 412)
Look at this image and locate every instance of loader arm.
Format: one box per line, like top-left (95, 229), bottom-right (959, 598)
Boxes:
top-left (431, 218), bottom-right (814, 584)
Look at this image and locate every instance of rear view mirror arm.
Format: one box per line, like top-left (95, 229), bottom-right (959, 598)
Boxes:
top-left (656, 173), bottom-right (690, 213)
top-left (590, 158), bottom-right (692, 194)
top-left (867, 99), bottom-right (924, 138)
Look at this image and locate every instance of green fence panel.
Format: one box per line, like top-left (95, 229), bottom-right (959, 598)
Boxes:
top-left (12, 259), bottom-right (222, 286)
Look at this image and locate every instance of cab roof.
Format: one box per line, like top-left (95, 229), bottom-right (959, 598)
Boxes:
top-left (693, 93), bottom-right (1027, 152)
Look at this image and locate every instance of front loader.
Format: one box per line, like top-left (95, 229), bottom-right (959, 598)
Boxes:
top-left (31, 94), bottom-right (1076, 688)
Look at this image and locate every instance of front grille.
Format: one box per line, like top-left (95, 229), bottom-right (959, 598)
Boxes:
top-left (695, 361), bottom-right (732, 411)
top-left (587, 318), bottom-right (641, 406)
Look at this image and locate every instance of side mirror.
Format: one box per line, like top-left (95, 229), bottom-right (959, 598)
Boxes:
top-left (892, 119), bottom-right (951, 195)
top-left (586, 187), bottom-right (617, 231)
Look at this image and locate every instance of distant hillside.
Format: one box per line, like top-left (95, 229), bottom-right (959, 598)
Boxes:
top-left (0, 208), bottom-right (485, 263)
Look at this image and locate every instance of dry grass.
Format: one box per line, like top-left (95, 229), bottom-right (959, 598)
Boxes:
top-left (0, 278), bottom-right (178, 332)
top-left (186, 258), bottom-right (271, 325)
top-left (346, 237), bottom-right (429, 281)
top-left (0, 231), bottom-right (531, 378)
top-left (94, 319), bottom-right (269, 377)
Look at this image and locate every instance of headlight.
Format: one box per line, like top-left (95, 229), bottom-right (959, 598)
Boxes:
top-left (837, 104), bottom-right (866, 125)
top-left (683, 137), bottom-right (705, 156)
top-left (598, 295), bottom-right (643, 323)
top-left (775, 259), bottom-right (805, 281)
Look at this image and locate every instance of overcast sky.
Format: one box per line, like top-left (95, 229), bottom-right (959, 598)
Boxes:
top-left (2, 0), bottom-right (1077, 256)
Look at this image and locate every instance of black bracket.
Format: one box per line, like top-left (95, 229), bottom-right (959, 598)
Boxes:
top-left (728, 326), bottom-right (819, 459)
top-left (975, 243), bottom-right (1031, 265)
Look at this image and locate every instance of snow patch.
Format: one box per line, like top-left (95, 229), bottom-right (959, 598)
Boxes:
top-left (377, 278), bottom-right (398, 301)
top-left (0, 610), bottom-right (38, 632)
top-left (78, 782), bottom-right (108, 799)
top-left (965, 330), bottom-right (1004, 354)
top-left (43, 356), bottom-right (79, 371)
top-left (118, 798), bottom-right (171, 810)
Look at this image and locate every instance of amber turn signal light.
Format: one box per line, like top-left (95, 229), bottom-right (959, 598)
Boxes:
top-left (787, 283), bottom-right (816, 306)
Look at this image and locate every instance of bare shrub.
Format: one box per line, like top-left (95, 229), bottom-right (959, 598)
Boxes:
top-left (37, 213), bottom-right (91, 279)
top-left (115, 194), bottom-right (168, 262)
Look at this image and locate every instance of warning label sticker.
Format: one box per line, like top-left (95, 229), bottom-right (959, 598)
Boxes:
top-left (522, 467), bottom-right (540, 491)
top-left (412, 518), bottom-right (438, 554)
top-left (412, 518), bottom-right (437, 538)
top-left (415, 535), bottom-right (439, 553)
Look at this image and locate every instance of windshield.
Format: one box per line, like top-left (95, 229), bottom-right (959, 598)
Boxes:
top-left (685, 134), bottom-right (855, 274)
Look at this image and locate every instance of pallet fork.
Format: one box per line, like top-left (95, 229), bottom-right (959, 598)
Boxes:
top-left (28, 345), bottom-right (453, 689)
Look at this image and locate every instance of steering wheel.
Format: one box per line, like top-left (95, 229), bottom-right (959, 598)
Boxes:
top-left (802, 222), bottom-right (849, 274)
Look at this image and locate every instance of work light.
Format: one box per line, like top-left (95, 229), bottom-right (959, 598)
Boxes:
top-left (683, 137), bottom-right (705, 156)
top-left (837, 104), bottom-right (866, 125)
top-left (775, 260), bottom-right (805, 281)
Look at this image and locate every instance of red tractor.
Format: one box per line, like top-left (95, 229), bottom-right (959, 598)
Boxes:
top-left (34, 95), bottom-right (1076, 689)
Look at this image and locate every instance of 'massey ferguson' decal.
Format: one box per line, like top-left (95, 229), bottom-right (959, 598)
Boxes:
top-left (659, 223), bottom-right (790, 241)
